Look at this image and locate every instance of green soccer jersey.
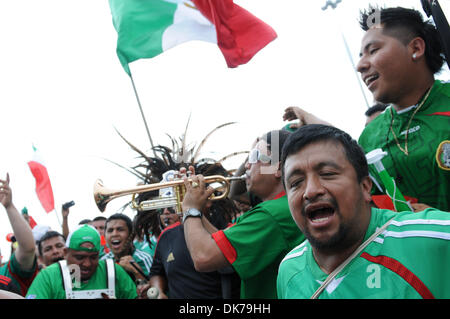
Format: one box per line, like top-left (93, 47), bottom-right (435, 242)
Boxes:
top-left (133, 235), bottom-right (157, 259)
top-left (101, 247), bottom-right (153, 278)
top-left (25, 260), bottom-right (137, 299)
top-left (212, 193), bottom-right (305, 299)
top-left (358, 80), bottom-right (450, 211)
top-left (277, 207), bottom-right (450, 299)
top-left (0, 253), bottom-right (38, 296)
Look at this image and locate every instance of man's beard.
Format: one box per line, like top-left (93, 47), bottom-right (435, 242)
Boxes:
top-left (304, 218), bottom-right (354, 252)
top-left (301, 199), bottom-right (361, 253)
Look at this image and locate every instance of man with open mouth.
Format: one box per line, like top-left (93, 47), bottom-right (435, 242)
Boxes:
top-left (356, 6), bottom-right (450, 212)
top-left (181, 129), bottom-right (306, 299)
top-left (101, 213), bottom-right (153, 283)
top-left (277, 124), bottom-right (450, 299)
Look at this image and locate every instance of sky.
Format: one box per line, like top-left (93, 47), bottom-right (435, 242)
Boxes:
top-left (0, 0), bottom-right (448, 261)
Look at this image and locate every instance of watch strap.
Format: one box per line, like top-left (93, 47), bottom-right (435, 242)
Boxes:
top-left (182, 208), bottom-right (202, 223)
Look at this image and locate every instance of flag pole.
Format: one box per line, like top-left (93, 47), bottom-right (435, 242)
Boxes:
top-left (339, 31), bottom-right (371, 109)
top-left (129, 73), bottom-right (157, 157)
top-left (53, 208), bottom-right (62, 228)
top-left (322, 0), bottom-right (371, 109)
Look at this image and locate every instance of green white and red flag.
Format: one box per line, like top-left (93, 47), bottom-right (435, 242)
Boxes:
top-left (109, 0), bottom-right (277, 75)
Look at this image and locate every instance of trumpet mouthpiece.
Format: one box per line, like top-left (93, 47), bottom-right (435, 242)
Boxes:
top-left (228, 174), bottom-right (246, 181)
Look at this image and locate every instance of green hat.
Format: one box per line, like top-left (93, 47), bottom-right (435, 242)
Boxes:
top-left (282, 123), bottom-right (297, 133)
top-left (66, 224), bottom-right (101, 252)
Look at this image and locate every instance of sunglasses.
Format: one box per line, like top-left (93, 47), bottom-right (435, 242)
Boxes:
top-left (248, 148), bottom-right (272, 164)
top-left (157, 207), bottom-right (177, 215)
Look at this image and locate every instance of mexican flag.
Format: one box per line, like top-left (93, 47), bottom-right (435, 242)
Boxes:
top-left (109, 0), bottom-right (277, 75)
top-left (21, 207), bottom-right (38, 229)
top-left (27, 146), bottom-right (55, 213)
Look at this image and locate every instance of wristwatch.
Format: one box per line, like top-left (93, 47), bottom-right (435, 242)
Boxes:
top-left (182, 208), bottom-right (202, 223)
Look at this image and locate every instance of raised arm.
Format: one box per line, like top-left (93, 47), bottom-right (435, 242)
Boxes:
top-left (0, 174), bottom-right (36, 270)
top-left (283, 106), bottom-right (333, 129)
top-left (61, 205), bottom-right (70, 239)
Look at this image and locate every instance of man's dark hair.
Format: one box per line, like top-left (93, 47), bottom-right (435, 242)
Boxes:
top-left (259, 129), bottom-right (292, 163)
top-left (92, 216), bottom-right (107, 222)
top-left (359, 6), bottom-right (445, 74)
top-left (365, 102), bottom-right (388, 117)
top-left (78, 219), bottom-right (91, 225)
top-left (37, 231), bottom-right (65, 256)
top-left (281, 125), bottom-right (369, 184)
top-left (195, 162), bottom-right (240, 230)
top-left (105, 213), bottom-right (133, 236)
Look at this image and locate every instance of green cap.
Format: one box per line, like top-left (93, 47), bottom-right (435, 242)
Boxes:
top-left (282, 123), bottom-right (297, 133)
top-left (66, 224), bottom-right (101, 252)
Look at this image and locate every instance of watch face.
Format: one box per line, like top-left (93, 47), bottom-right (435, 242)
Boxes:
top-left (188, 208), bottom-right (201, 216)
top-left (183, 208), bottom-right (202, 223)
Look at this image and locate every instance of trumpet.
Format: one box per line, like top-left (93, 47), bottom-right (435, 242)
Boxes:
top-left (93, 175), bottom-right (246, 213)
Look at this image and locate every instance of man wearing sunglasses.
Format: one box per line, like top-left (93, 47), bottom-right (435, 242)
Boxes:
top-left (182, 130), bottom-right (306, 299)
top-left (144, 163), bottom-right (241, 299)
top-left (159, 207), bottom-right (181, 228)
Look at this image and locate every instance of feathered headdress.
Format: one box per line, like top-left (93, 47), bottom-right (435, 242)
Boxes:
top-left (106, 119), bottom-right (245, 241)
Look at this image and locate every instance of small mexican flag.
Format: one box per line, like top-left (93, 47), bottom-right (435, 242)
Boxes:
top-left (109, 0), bottom-right (277, 75)
top-left (21, 207), bottom-right (38, 229)
top-left (27, 145), bottom-right (55, 214)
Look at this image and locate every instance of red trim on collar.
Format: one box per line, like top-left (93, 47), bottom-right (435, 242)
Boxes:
top-left (426, 111), bottom-right (450, 117)
top-left (273, 191), bottom-right (286, 200)
top-left (157, 221), bottom-right (181, 242)
top-left (153, 222), bottom-right (182, 258)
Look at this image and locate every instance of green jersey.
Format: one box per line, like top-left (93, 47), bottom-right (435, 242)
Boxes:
top-left (358, 80), bottom-right (450, 211)
top-left (212, 193), bottom-right (305, 299)
top-left (133, 235), bottom-right (157, 259)
top-left (277, 207), bottom-right (450, 299)
top-left (101, 247), bottom-right (153, 278)
top-left (0, 253), bottom-right (38, 296)
top-left (25, 260), bottom-right (137, 299)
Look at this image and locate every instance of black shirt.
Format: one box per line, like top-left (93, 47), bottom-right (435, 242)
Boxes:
top-left (150, 222), bottom-right (239, 299)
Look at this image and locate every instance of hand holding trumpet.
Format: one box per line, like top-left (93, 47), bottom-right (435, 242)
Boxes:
top-left (180, 166), bottom-right (215, 213)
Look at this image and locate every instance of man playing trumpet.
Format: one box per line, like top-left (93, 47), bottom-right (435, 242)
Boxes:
top-left (181, 130), bottom-right (305, 299)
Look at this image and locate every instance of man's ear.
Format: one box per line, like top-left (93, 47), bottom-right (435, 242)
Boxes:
top-left (63, 247), bottom-right (68, 259)
top-left (409, 36), bottom-right (426, 60)
top-left (274, 162), bottom-right (282, 179)
top-left (360, 176), bottom-right (373, 203)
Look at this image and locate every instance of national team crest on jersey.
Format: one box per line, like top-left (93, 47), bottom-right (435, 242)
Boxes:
top-left (436, 141), bottom-right (450, 171)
